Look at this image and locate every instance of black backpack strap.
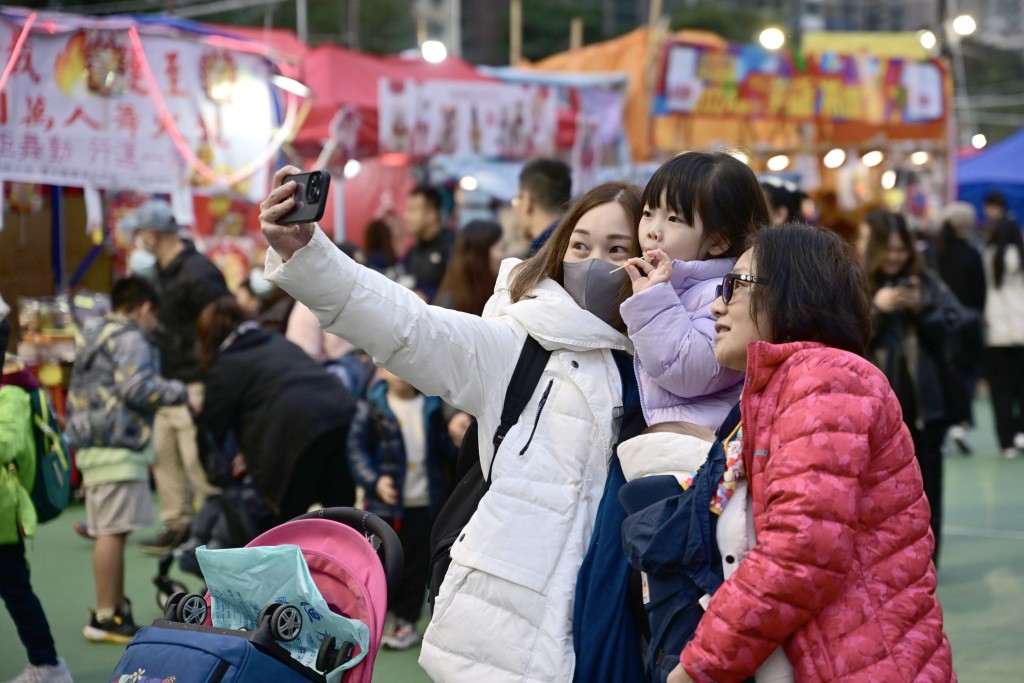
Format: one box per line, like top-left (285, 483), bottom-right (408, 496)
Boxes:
top-left (486, 335), bottom-right (551, 481)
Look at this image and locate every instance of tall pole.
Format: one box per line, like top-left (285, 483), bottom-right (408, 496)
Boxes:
top-left (648, 0), bottom-right (662, 31)
top-left (570, 16), bottom-right (583, 51)
top-left (510, 0), bottom-right (522, 65)
top-left (450, 0), bottom-right (462, 57)
top-left (347, 0), bottom-right (360, 49)
top-left (296, 0), bottom-right (308, 43)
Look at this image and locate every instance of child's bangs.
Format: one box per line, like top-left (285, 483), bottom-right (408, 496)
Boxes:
top-left (642, 154), bottom-right (707, 225)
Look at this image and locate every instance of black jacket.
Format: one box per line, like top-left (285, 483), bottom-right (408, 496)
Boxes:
top-left (200, 328), bottom-right (355, 510)
top-left (936, 234), bottom-right (986, 313)
top-left (155, 242), bottom-right (229, 383)
top-left (404, 228), bottom-right (455, 302)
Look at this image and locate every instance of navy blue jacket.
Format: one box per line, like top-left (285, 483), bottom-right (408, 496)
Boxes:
top-left (618, 407), bottom-right (738, 683)
top-left (346, 380), bottom-right (457, 518)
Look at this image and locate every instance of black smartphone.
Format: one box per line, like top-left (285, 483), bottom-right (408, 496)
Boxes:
top-left (279, 170), bottom-right (331, 225)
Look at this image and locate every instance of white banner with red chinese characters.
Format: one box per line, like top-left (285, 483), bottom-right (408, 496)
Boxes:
top-left (378, 78), bottom-right (557, 159)
top-left (0, 15), bottom-right (277, 202)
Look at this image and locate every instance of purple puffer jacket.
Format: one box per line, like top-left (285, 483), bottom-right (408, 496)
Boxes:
top-left (619, 257), bottom-right (743, 430)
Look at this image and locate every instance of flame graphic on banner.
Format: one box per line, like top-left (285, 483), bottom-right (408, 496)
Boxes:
top-left (55, 32), bottom-right (87, 95)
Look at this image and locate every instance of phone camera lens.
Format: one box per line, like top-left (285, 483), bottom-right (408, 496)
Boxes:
top-left (307, 175), bottom-right (321, 201)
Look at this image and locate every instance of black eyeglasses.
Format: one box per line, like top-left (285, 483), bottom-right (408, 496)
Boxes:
top-left (716, 272), bottom-right (768, 303)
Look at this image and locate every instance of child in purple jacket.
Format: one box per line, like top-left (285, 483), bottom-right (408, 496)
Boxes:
top-left (617, 151), bottom-right (795, 683)
top-left (619, 151), bottom-right (769, 479)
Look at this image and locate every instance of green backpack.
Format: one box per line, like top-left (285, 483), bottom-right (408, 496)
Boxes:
top-left (28, 389), bottom-right (71, 523)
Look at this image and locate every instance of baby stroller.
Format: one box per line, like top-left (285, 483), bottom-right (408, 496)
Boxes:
top-left (111, 508), bottom-right (403, 683)
top-left (152, 475), bottom-right (274, 609)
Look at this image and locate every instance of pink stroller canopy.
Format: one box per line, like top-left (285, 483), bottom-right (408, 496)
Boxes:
top-left (246, 518), bottom-right (389, 683)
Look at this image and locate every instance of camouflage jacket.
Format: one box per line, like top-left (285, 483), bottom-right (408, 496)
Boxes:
top-left (66, 318), bottom-right (187, 451)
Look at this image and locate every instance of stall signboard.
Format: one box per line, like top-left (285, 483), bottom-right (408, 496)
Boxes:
top-left (0, 15), bottom-right (277, 202)
top-left (655, 41), bottom-right (945, 126)
top-left (379, 78), bottom-right (558, 159)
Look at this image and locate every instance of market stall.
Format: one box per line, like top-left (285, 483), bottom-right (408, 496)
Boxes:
top-left (0, 6), bottom-right (303, 397)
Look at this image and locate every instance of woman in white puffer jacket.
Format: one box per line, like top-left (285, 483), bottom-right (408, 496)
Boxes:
top-left (983, 217), bottom-right (1024, 458)
top-left (259, 167), bottom-right (642, 683)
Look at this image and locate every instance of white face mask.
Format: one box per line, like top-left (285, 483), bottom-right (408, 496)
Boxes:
top-left (128, 248), bottom-right (158, 280)
top-left (249, 267), bottom-right (276, 298)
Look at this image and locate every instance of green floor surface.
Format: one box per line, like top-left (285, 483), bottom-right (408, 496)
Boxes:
top-left (2, 398), bottom-right (1023, 682)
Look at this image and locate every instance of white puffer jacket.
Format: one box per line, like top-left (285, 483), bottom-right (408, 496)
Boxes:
top-left (985, 244), bottom-right (1024, 346)
top-left (267, 230), bottom-right (632, 683)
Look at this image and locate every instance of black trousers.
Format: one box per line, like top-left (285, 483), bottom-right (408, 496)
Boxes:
top-left (0, 539), bottom-right (58, 666)
top-left (277, 426), bottom-right (356, 523)
top-left (986, 346), bottom-right (1024, 450)
top-left (911, 421), bottom-right (947, 566)
top-left (382, 506), bottom-right (432, 624)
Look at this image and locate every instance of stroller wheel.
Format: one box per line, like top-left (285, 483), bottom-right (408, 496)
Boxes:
top-left (257, 603), bottom-right (277, 628)
top-left (156, 579), bottom-right (190, 610)
top-left (316, 635), bottom-right (337, 672)
top-left (335, 641), bottom-right (355, 668)
top-left (175, 593), bottom-right (208, 625)
top-left (270, 604), bottom-right (303, 642)
top-left (163, 591), bottom-right (188, 621)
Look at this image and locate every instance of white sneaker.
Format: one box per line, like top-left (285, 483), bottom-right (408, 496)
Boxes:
top-left (949, 425), bottom-right (973, 455)
top-left (1014, 433), bottom-right (1024, 450)
top-left (3, 658), bottom-right (73, 683)
top-left (1000, 448), bottom-right (1020, 460)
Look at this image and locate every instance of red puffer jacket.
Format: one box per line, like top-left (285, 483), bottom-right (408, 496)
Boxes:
top-left (681, 341), bottom-right (955, 682)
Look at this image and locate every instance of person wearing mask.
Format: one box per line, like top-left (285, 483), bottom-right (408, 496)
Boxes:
top-left (126, 199), bottom-right (227, 555)
top-left (983, 217), bottom-right (1024, 459)
top-left (260, 166), bottom-right (642, 682)
top-left (195, 296), bottom-right (357, 523)
top-left (1, 296), bottom-right (75, 683)
top-left (514, 158), bottom-right (572, 255)
top-left (403, 186), bottom-right (454, 302)
top-left (935, 202), bottom-right (987, 454)
top-left (668, 223), bottom-right (954, 683)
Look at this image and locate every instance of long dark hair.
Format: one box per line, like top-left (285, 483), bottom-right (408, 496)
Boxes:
top-left (642, 151), bottom-right (769, 259)
top-left (436, 220), bottom-right (504, 315)
top-left (509, 182), bottom-right (642, 330)
top-left (748, 222), bottom-right (873, 356)
top-left (991, 217), bottom-right (1024, 289)
top-left (363, 219), bottom-right (397, 266)
top-left (196, 296), bottom-right (251, 370)
top-left (863, 210), bottom-right (920, 289)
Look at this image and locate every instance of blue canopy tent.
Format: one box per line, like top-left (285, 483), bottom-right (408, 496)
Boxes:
top-left (959, 127), bottom-right (1024, 221)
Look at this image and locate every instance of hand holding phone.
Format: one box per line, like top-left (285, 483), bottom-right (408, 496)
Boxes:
top-left (259, 166), bottom-right (326, 261)
top-left (278, 169), bottom-right (331, 225)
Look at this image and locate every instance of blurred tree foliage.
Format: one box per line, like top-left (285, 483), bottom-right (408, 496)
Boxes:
top-left (669, 2), bottom-right (774, 44)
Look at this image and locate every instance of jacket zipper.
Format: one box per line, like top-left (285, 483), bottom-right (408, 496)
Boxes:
top-left (519, 380), bottom-right (554, 455)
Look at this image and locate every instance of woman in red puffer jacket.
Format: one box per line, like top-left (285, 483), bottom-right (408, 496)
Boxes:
top-left (670, 223), bottom-right (955, 683)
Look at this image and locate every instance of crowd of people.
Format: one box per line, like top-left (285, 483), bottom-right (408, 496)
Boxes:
top-left (6, 149), bottom-right (1023, 682)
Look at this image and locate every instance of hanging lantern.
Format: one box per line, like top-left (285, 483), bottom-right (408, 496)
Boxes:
top-left (200, 50), bottom-right (237, 104)
top-left (84, 30), bottom-right (127, 96)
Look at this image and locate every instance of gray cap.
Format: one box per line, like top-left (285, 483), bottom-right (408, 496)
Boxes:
top-left (131, 199), bottom-right (178, 233)
top-left (939, 201), bottom-right (977, 241)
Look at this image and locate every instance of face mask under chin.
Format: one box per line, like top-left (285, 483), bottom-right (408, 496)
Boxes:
top-left (561, 258), bottom-right (627, 327)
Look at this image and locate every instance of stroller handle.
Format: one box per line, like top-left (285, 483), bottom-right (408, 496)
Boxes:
top-left (294, 507), bottom-right (404, 600)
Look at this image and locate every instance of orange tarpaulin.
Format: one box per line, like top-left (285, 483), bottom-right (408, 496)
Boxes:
top-left (528, 27), bottom-right (726, 161)
top-left (527, 27), bottom-right (948, 161)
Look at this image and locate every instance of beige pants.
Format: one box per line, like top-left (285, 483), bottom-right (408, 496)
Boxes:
top-left (152, 386), bottom-right (219, 531)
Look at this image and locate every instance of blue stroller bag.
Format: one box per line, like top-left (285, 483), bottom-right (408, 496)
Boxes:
top-left (109, 625), bottom-right (318, 683)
